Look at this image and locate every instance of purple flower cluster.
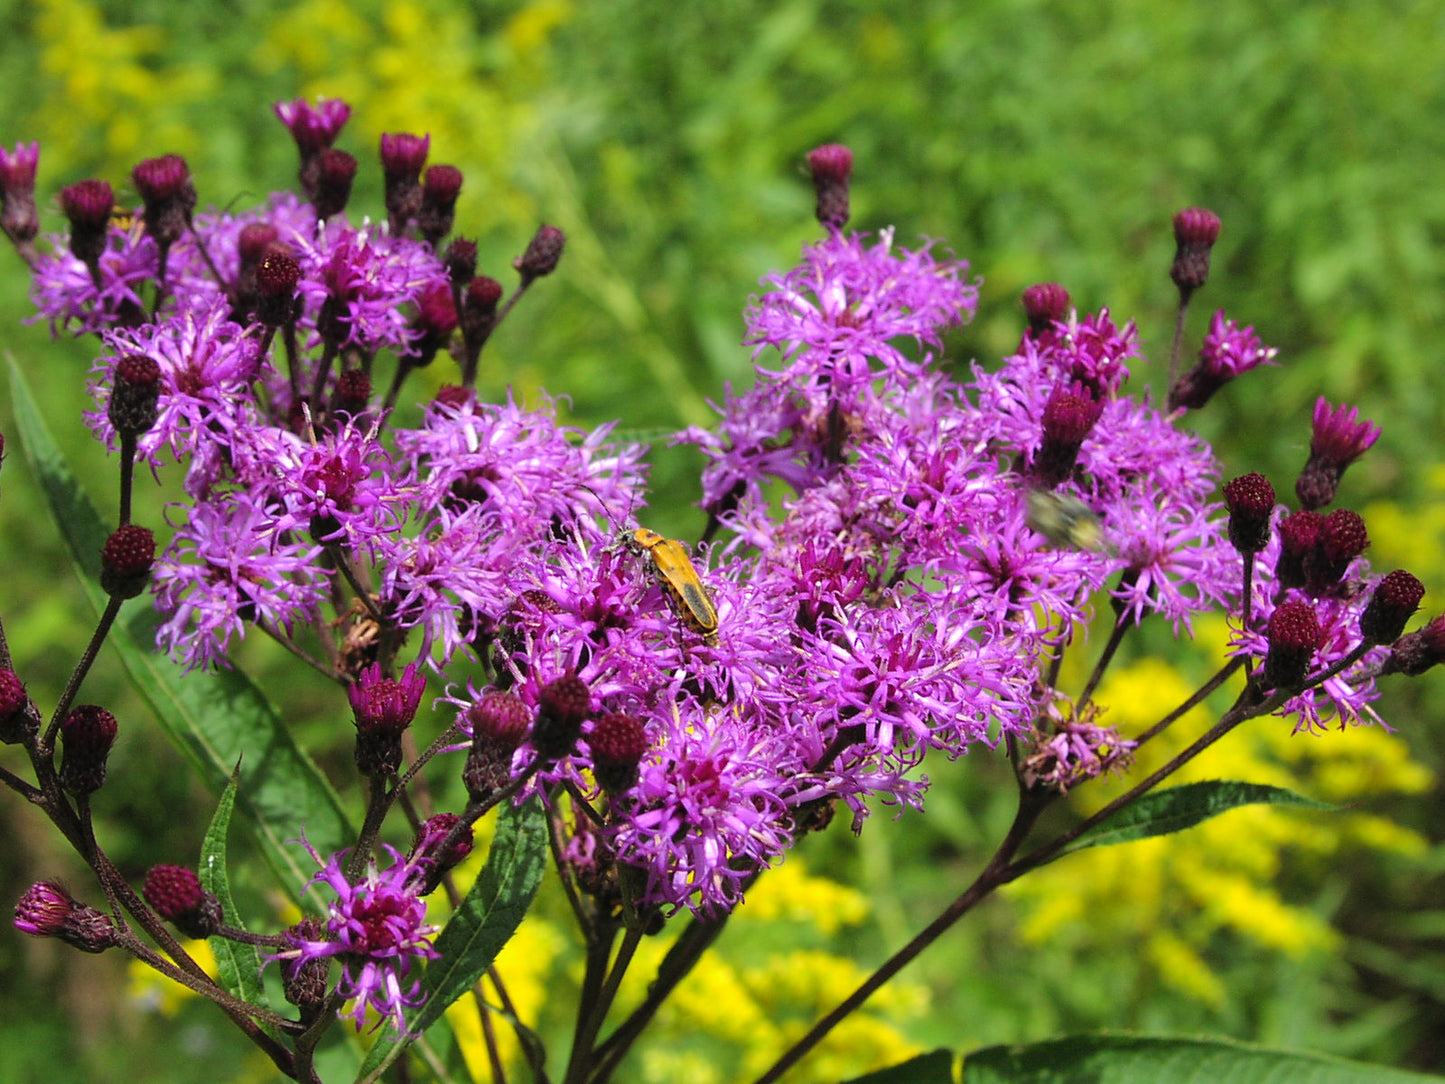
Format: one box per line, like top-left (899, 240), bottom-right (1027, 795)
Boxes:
top-left (10, 96), bottom-right (1421, 1035)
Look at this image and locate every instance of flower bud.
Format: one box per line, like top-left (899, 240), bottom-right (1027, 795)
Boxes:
top-left (1296, 398), bottom-right (1380, 511)
top-left (1311, 508), bottom-right (1368, 590)
top-left (1361, 571), bottom-right (1425, 646)
top-left (0, 668), bottom-right (39, 744)
top-left (331, 369), bottom-right (371, 420)
top-left (108, 353), bottom-right (162, 440)
top-left (1021, 283), bottom-right (1069, 342)
top-left (1382, 614), bottom-right (1445, 676)
top-left (59, 705), bottom-right (119, 796)
top-left (407, 813), bottom-right (473, 894)
top-left (587, 712), bottom-right (647, 794)
top-left (1032, 382), bottom-right (1103, 485)
top-left (514, 225), bottom-right (565, 284)
top-left (60, 179), bottom-right (115, 273)
top-left (349, 663), bottom-right (425, 778)
top-left (806, 143), bottom-right (853, 231)
top-left (444, 238), bottom-right (478, 285)
top-left (410, 281), bottom-right (458, 366)
top-left (1222, 473), bottom-right (1276, 555)
top-left (0, 141), bottom-right (40, 248)
top-left (311, 148), bottom-right (357, 221)
top-left (101, 525), bottom-right (156, 599)
top-left (462, 691), bottom-right (532, 803)
top-left (1262, 600), bottom-right (1324, 691)
top-left (533, 673), bottom-right (590, 761)
top-left (132, 154), bottom-right (196, 253)
top-left (16, 882), bottom-right (118, 953)
top-left (143, 864), bottom-right (223, 938)
top-left (1169, 207), bottom-right (1221, 302)
top-left (279, 917), bottom-right (331, 1017)
top-left (418, 164), bottom-right (464, 248)
top-left (255, 249), bottom-right (302, 328)
top-left (1275, 511), bottom-right (1324, 590)
top-left (380, 132), bottom-right (429, 232)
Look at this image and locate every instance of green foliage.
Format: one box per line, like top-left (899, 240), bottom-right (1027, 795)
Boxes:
top-left (1061, 780), bottom-right (1337, 856)
top-left (962, 1034), bottom-right (1445, 1084)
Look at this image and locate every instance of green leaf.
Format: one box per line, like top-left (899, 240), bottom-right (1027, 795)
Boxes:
top-left (354, 798), bottom-right (548, 1084)
top-left (962, 1034), bottom-right (1445, 1083)
top-left (1064, 781), bottom-right (1335, 856)
top-left (843, 1049), bottom-right (954, 1084)
top-left (201, 762), bottom-right (272, 1028)
top-left (8, 361), bottom-right (353, 894)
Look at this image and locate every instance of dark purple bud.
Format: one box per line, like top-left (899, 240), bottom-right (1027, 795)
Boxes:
top-left (311, 148), bottom-right (357, 221)
top-left (1169, 206), bottom-right (1221, 301)
top-left (407, 812), bottom-right (473, 893)
top-left (1275, 511), bottom-right (1324, 590)
top-left (1021, 283), bottom-right (1069, 341)
top-left (410, 281), bottom-right (458, 366)
top-left (533, 673), bottom-right (590, 761)
top-left (463, 691), bottom-right (532, 802)
top-left (330, 369), bottom-right (371, 419)
top-left (806, 143), bottom-right (853, 231)
top-left (1222, 473), bottom-right (1276, 554)
top-left (0, 669), bottom-right (38, 744)
top-left (1033, 382), bottom-right (1103, 485)
top-left (59, 705), bottom-right (118, 796)
top-left (132, 154), bottom-right (196, 250)
top-left (587, 712), bottom-right (647, 794)
top-left (143, 864), bottom-right (222, 939)
top-left (279, 917), bottom-right (331, 1015)
top-left (349, 663), bottom-right (425, 778)
top-left (101, 525), bottom-right (156, 599)
top-left (1383, 614), bottom-right (1445, 677)
top-left (380, 132), bottom-right (429, 233)
top-left (444, 238), bottom-right (478, 285)
top-left (1361, 570), bottom-right (1426, 646)
top-left (1296, 398), bottom-right (1381, 510)
top-left (16, 882), bottom-right (118, 953)
top-left (108, 354), bottom-right (162, 439)
top-left (514, 225), bottom-right (565, 283)
top-left (255, 249), bottom-right (302, 327)
top-left (0, 141), bottom-right (40, 247)
top-left (60, 179), bottom-right (115, 271)
top-left (1312, 508), bottom-right (1368, 589)
top-left (418, 164), bottom-right (464, 248)
top-left (1263, 599), bottom-right (1324, 691)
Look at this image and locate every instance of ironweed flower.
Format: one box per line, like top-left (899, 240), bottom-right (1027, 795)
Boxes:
top-left (275, 841), bottom-right (440, 1035)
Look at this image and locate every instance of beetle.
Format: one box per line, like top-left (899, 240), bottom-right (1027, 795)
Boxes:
top-left (622, 527), bottom-right (720, 644)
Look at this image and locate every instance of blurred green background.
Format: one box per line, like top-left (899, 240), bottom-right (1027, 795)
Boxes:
top-left (1, 0), bottom-right (1444, 1081)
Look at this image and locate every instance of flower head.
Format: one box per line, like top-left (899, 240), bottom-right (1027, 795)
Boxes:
top-left (276, 842), bottom-right (441, 1034)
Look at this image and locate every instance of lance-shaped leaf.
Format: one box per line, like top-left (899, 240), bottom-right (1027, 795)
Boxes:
top-left (1062, 780), bottom-right (1335, 857)
top-left (201, 762), bottom-right (273, 1028)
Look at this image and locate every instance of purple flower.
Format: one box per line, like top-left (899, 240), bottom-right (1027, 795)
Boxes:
top-left (1168, 310), bottom-right (1278, 412)
top-left (276, 842), bottom-right (440, 1034)
top-left (274, 98), bottom-right (352, 156)
top-left (1296, 397), bottom-right (1381, 510)
top-left (152, 498), bottom-right (328, 670)
top-left (29, 226), bottom-right (158, 335)
top-left (84, 296), bottom-right (263, 484)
